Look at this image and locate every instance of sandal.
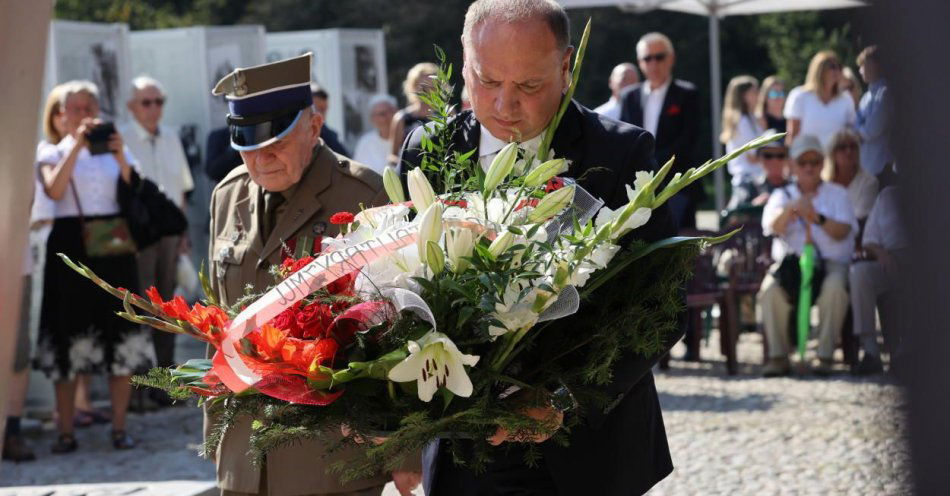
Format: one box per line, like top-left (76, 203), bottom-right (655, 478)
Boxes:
top-left (51, 433), bottom-right (78, 454)
top-left (111, 430), bottom-right (136, 450)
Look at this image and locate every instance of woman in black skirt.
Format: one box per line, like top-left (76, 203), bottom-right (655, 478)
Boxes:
top-left (35, 80), bottom-right (154, 453)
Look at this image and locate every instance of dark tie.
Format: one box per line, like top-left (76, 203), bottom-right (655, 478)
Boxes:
top-left (261, 191), bottom-right (285, 241)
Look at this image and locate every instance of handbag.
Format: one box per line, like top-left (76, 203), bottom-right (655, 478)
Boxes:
top-left (773, 252), bottom-right (826, 306)
top-left (70, 179), bottom-right (137, 257)
top-left (119, 171), bottom-right (188, 250)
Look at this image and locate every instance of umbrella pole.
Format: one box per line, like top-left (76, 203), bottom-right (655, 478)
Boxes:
top-left (708, 11), bottom-right (725, 214)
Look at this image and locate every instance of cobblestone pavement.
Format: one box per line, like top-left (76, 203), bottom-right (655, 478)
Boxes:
top-left (647, 331), bottom-right (910, 496)
top-left (1, 330), bottom-right (908, 495)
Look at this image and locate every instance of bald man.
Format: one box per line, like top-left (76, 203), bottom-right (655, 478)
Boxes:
top-left (593, 62), bottom-right (639, 120)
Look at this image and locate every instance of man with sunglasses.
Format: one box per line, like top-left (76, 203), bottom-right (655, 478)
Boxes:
top-left (205, 54), bottom-right (420, 496)
top-left (727, 130), bottom-right (790, 210)
top-left (619, 32), bottom-right (702, 229)
top-left (120, 76), bottom-right (194, 395)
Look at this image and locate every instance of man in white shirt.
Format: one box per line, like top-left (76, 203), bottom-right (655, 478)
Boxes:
top-left (353, 94), bottom-right (397, 175)
top-left (120, 76), bottom-right (193, 387)
top-left (593, 63), bottom-right (638, 120)
top-left (849, 186), bottom-right (904, 375)
top-left (758, 134), bottom-right (857, 377)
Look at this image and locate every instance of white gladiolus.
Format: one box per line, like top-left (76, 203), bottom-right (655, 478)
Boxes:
top-left (483, 142), bottom-right (519, 195)
top-left (445, 228), bottom-right (476, 273)
top-left (416, 202), bottom-right (444, 261)
top-left (408, 168), bottom-right (436, 211)
top-left (383, 166), bottom-right (406, 204)
top-left (387, 331), bottom-right (480, 402)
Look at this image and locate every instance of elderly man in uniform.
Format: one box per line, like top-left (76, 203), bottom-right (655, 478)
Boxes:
top-left (206, 54), bottom-right (421, 496)
top-left (399, 1), bottom-right (678, 495)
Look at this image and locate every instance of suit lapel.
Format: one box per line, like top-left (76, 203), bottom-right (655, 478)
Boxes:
top-left (656, 80), bottom-right (679, 142)
top-left (259, 145), bottom-right (332, 261)
top-left (551, 100), bottom-right (584, 168)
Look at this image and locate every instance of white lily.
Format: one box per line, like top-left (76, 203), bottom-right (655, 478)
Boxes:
top-left (407, 168), bottom-right (436, 212)
top-left (383, 166), bottom-right (406, 203)
top-left (388, 331), bottom-right (480, 402)
top-left (445, 227), bottom-right (476, 273)
top-left (488, 280), bottom-right (541, 337)
top-left (483, 142), bottom-right (519, 195)
top-left (488, 230), bottom-right (515, 258)
top-left (416, 202), bottom-right (444, 261)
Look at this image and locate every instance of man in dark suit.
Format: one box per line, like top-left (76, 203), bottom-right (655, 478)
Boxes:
top-left (399, 1), bottom-right (681, 494)
top-left (619, 32), bottom-right (702, 230)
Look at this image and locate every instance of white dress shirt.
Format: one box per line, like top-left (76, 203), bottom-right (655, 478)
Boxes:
top-left (39, 135), bottom-right (137, 218)
top-left (763, 181), bottom-right (858, 264)
top-left (641, 78), bottom-right (671, 137)
top-left (593, 97), bottom-right (621, 120)
top-left (478, 125), bottom-right (544, 172)
top-left (353, 131), bottom-right (391, 175)
top-left (119, 120), bottom-right (194, 208)
top-left (844, 169), bottom-right (879, 220)
top-left (862, 186), bottom-right (905, 251)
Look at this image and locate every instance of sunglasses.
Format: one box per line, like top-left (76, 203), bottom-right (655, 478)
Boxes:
top-left (767, 89), bottom-right (786, 99)
top-left (797, 158), bottom-right (823, 167)
top-left (761, 152), bottom-right (787, 160)
top-left (139, 97), bottom-right (165, 108)
top-left (835, 142), bottom-right (858, 151)
top-left (640, 52), bottom-right (668, 63)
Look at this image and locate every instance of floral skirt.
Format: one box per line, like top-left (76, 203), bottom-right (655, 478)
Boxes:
top-left (34, 216), bottom-right (155, 381)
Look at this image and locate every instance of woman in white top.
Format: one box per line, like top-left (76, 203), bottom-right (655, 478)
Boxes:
top-left (784, 51), bottom-right (857, 149)
top-left (35, 80), bottom-right (153, 453)
top-left (353, 94), bottom-right (398, 175)
top-left (758, 134), bottom-right (857, 377)
top-left (721, 75), bottom-right (762, 187)
top-left (823, 129), bottom-right (879, 225)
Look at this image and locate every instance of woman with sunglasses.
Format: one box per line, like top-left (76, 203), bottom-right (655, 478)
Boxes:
top-left (784, 51), bottom-right (856, 149)
top-left (758, 134), bottom-right (858, 377)
top-left (823, 129), bottom-right (879, 226)
top-left (756, 75), bottom-right (787, 134)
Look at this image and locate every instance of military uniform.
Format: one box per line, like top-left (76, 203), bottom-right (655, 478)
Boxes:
top-left (207, 142), bottom-right (390, 496)
top-left (203, 52), bottom-right (400, 496)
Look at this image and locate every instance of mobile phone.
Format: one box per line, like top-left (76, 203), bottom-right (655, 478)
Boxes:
top-left (86, 122), bottom-right (116, 155)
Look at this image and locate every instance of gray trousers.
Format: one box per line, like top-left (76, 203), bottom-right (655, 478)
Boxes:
top-left (137, 235), bottom-right (179, 368)
top-left (849, 260), bottom-right (900, 354)
top-left (757, 260), bottom-right (850, 360)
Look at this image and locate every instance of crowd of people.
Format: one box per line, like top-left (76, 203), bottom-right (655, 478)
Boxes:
top-left (6, 11), bottom-right (897, 489)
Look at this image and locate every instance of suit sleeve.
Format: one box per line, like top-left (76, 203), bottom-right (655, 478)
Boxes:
top-left (583, 131), bottom-right (681, 431)
top-left (618, 88), bottom-right (636, 125)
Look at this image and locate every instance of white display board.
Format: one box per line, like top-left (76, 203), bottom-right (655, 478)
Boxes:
top-left (43, 20), bottom-right (133, 123)
top-left (266, 29), bottom-right (388, 147)
top-left (130, 25), bottom-right (266, 160)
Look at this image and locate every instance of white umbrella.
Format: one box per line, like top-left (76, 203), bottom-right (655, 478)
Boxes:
top-left (559, 0), bottom-right (866, 211)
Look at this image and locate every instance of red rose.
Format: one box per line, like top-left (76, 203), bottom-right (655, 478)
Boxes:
top-left (325, 272), bottom-right (356, 296)
top-left (295, 303), bottom-right (333, 339)
top-left (329, 211), bottom-right (355, 225)
top-left (271, 305), bottom-right (303, 337)
top-left (666, 104), bottom-right (681, 116)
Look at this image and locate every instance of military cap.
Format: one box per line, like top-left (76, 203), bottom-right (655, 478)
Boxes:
top-left (212, 53), bottom-right (313, 151)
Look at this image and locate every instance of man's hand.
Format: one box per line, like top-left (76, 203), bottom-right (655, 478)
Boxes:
top-left (488, 404), bottom-right (563, 446)
top-left (391, 470), bottom-right (422, 496)
top-left (793, 196), bottom-right (818, 224)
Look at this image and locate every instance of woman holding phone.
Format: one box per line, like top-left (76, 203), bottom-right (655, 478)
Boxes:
top-left (35, 80), bottom-right (153, 453)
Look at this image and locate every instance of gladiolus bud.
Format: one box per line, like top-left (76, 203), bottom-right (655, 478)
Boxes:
top-left (488, 230), bottom-right (515, 258)
top-left (416, 202), bottom-right (444, 260)
top-left (522, 158), bottom-right (567, 187)
top-left (425, 240), bottom-right (445, 275)
top-left (528, 185), bottom-right (575, 223)
top-left (446, 228), bottom-right (475, 273)
top-left (483, 142), bottom-right (519, 196)
top-left (383, 166), bottom-right (406, 204)
top-left (408, 168), bottom-right (436, 212)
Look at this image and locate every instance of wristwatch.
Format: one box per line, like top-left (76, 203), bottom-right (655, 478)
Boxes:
top-left (816, 213), bottom-right (827, 226)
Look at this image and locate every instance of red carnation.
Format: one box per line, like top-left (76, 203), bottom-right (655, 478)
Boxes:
top-left (329, 211), bottom-right (355, 225)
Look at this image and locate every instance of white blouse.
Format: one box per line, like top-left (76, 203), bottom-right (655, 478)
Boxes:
top-left (763, 181), bottom-right (858, 265)
top-left (725, 114), bottom-right (763, 185)
top-left (38, 135), bottom-right (138, 218)
top-left (844, 169), bottom-right (879, 220)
